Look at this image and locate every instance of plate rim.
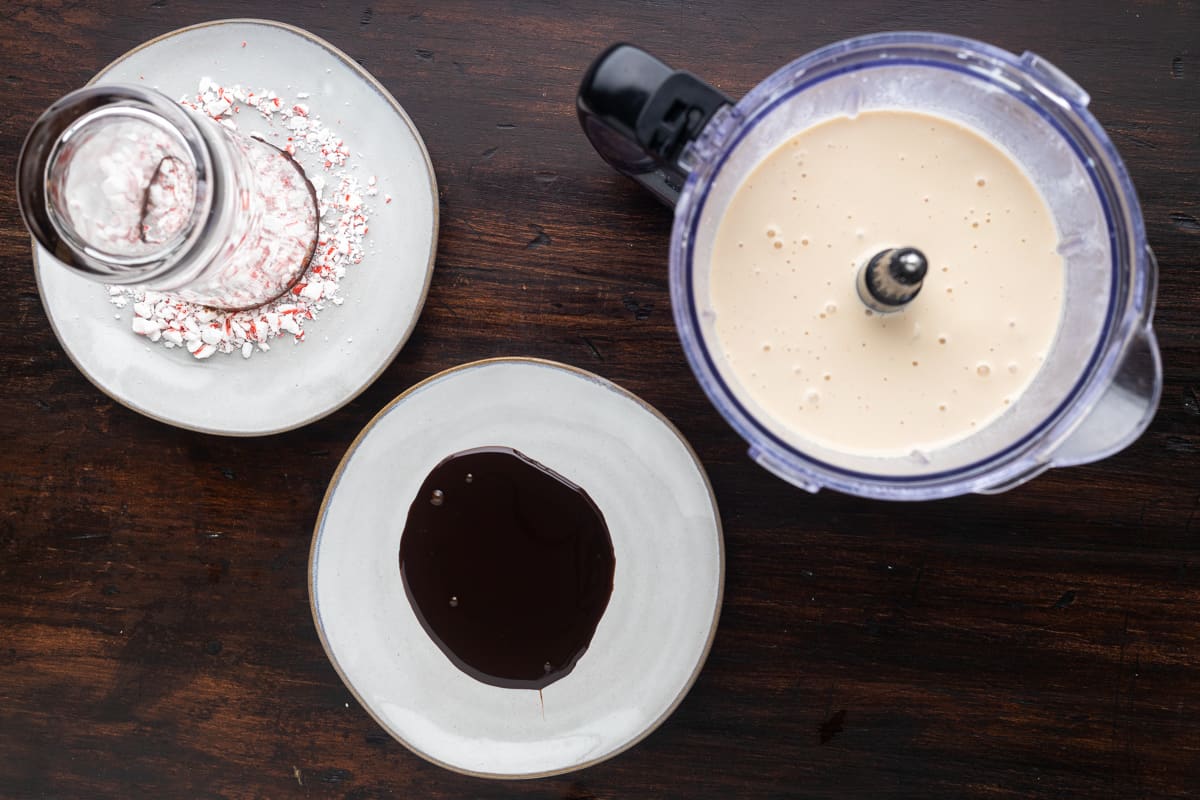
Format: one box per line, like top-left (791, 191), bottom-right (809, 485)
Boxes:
top-left (307, 356), bottom-right (726, 780)
top-left (32, 17), bottom-right (439, 437)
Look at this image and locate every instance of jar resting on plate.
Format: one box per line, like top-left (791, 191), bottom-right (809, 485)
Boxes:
top-left (17, 84), bottom-right (319, 311)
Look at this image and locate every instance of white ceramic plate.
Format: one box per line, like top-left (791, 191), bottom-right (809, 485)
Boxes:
top-left (310, 358), bottom-right (724, 778)
top-left (33, 19), bottom-right (437, 435)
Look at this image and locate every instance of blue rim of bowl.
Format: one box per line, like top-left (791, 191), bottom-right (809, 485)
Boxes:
top-left (671, 32), bottom-right (1147, 498)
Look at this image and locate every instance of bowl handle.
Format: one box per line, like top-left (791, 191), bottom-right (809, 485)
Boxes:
top-left (1048, 322), bottom-right (1162, 469)
top-left (1051, 244), bottom-right (1163, 469)
top-left (976, 321), bottom-right (1161, 494)
top-left (576, 43), bottom-right (731, 207)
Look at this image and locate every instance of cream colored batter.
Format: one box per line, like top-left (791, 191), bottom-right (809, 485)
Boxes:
top-left (710, 110), bottom-right (1065, 456)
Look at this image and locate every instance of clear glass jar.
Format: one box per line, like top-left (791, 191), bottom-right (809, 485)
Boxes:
top-left (17, 84), bottom-right (318, 310)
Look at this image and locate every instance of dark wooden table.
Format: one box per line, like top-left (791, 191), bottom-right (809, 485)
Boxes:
top-left (2, 1), bottom-right (1198, 797)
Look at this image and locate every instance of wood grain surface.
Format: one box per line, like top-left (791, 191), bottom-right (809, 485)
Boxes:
top-left (2, 1), bottom-right (1198, 797)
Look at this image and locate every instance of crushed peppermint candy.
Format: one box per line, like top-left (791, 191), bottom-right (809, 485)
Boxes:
top-left (108, 77), bottom-right (375, 359)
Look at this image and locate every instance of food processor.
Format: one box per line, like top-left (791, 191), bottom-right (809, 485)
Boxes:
top-left (577, 33), bottom-right (1161, 499)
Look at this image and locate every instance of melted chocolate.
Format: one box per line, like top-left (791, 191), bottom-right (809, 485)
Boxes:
top-left (399, 447), bottom-right (615, 690)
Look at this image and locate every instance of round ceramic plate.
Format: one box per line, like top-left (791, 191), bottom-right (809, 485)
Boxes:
top-left (33, 19), bottom-right (437, 435)
top-left (310, 358), bottom-right (724, 778)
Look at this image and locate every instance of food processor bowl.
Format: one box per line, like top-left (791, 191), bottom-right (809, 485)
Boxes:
top-left (579, 33), bottom-right (1161, 499)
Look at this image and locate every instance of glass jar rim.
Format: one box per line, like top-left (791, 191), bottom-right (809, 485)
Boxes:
top-left (17, 84), bottom-right (215, 285)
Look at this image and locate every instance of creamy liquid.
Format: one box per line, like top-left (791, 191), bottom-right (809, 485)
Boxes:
top-left (710, 110), bottom-right (1065, 456)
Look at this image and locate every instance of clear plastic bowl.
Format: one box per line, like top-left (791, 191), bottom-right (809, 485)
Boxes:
top-left (666, 33), bottom-right (1160, 499)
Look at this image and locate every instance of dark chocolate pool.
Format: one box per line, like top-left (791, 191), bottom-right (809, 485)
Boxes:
top-left (399, 447), bottom-right (615, 690)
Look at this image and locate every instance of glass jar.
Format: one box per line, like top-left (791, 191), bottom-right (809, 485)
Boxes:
top-left (17, 84), bottom-right (319, 310)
